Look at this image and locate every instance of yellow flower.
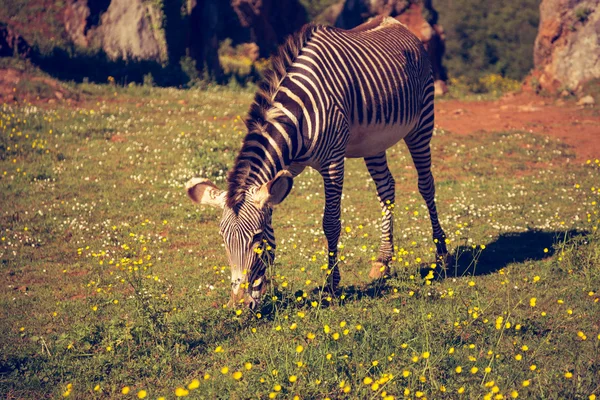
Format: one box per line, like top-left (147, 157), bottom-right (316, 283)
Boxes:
top-left (324, 325), bottom-right (330, 333)
top-left (529, 297), bottom-right (537, 307)
top-left (402, 370), bottom-right (411, 377)
top-left (221, 367), bottom-right (229, 374)
top-left (175, 387), bottom-right (189, 397)
top-left (188, 379), bottom-right (200, 390)
top-left (332, 332), bottom-right (340, 340)
top-left (215, 346), bottom-right (223, 353)
top-left (232, 371), bottom-right (243, 380)
top-left (137, 390), bottom-right (147, 399)
top-left (289, 375), bottom-right (297, 383)
top-left (422, 351), bottom-right (430, 359)
top-left (296, 345), bottom-right (304, 353)
top-left (122, 386), bottom-right (130, 395)
top-left (245, 362), bottom-right (253, 370)
top-left (511, 390), bottom-right (519, 398)
top-left (455, 366), bottom-right (462, 373)
top-left (522, 380), bottom-right (530, 387)
top-left (458, 387), bottom-right (465, 394)
top-left (470, 367), bottom-right (478, 374)
top-left (565, 371), bottom-right (573, 379)
top-left (307, 332), bottom-right (316, 340)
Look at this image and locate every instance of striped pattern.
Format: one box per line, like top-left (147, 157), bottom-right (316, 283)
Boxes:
top-left (217, 17), bottom-right (447, 304)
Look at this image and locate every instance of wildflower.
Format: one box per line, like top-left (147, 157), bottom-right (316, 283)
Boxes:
top-left (324, 325), bottom-right (330, 333)
top-left (215, 346), bottom-right (224, 353)
top-left (296, 345), bottom-right (304, 353)
top-left (458, 387), bottom-right (465, 394)
top-left (511, 391), bottom-right (519, 398)
top-left (137, 390), bottom-right (147, 399)
top-left (422, 351), bottom-right (430, 359)
top-left (332, 332), bottom-right (340, 340)
top-left (529, 298), bottom-right (537, 307)
top-left (470, 367), bottom-right (479, 374)
top-left (529, 364), bottom-right (537, 371)
top-left (122, 386), bottom-right (130, 395)
top-left (188, 379), bottom-right (200, 390)
top-left (402, 370), bottom-right (411, 377)
top-left (522, 380), bottom-right (530, 387)
top-left (221, 367), bottom-right (229, 374)
top-left (307, 332), bottom-right (315, 340)
top-left (245, 362), bottom-right (253, 370)
top-left (565, 371), bottom-right (573, 379)
top-left (289, 375), bottom-right (297, 383)
top-left (455, 366), bottom-right (462, 374)
top-left (175, 387), bottom-right (189, 397)
top-left (363, 377), bottom-right (373, 385)
top-left (233, 371), bottom-right (243, 380)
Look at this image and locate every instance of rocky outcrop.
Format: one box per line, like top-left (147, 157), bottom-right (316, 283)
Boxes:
top-left (322, 0), bottom-right (448, 93)
top-left (63, 0), bottom-right (167, 63)
top-left (533, 0), bottom-right (600, 92)
top-left (231, 0), bottom-right (308, 58)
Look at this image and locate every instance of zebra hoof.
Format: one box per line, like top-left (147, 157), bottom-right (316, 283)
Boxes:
top-left (369, 261), bottom-right (390, 279)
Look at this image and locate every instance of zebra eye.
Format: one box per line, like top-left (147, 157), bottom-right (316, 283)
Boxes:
top-left (252, 230), bottom-right (263, 242)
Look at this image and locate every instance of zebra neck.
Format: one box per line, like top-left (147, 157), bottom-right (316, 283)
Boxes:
top-left (227, 121), bottom-right (295, 209)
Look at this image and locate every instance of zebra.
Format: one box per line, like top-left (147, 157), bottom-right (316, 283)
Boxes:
top-left (186, 16), bottom-right (448, 308)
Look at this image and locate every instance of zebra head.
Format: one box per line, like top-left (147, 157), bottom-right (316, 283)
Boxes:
top-left (186, 170), bottom-right (293, 309)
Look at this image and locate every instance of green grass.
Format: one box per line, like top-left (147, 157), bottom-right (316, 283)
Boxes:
top-left (1, 85), bottom-right (599, 399)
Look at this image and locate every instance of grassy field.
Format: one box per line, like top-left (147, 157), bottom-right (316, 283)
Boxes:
top-left (1, 85), bottom-right (599, 399)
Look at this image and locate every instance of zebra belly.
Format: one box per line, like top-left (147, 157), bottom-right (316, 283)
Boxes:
top-left (345, 122), bottom-right (415, 158)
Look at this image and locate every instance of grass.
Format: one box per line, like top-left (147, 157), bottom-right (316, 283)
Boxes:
top-left (0, 85), bottom-right (599, 399)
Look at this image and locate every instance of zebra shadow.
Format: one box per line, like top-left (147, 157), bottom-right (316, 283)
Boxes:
top-left (320, 229), bottom-right (584, 304)
top-left (427, 229), bottom-right (583, 279)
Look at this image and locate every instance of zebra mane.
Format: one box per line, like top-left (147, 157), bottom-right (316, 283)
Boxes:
top-left (226, 23), bottom-right (323, 211)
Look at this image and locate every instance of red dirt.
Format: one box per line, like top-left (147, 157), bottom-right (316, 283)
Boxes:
top-left (435, 92), bottom-right (600, 161)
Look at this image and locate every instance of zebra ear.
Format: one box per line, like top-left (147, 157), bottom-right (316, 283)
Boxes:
top-left (255, 170), bottom-right (293, 208)
top-left (186, 178), bottom-right (226, 209)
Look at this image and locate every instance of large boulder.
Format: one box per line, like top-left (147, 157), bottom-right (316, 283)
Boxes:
top-left (533, 0), bottom-right (600, 92)
top-left (63, 0), bottom-right (167, 63)
top-left (97, 0), bottom-right (167, 62)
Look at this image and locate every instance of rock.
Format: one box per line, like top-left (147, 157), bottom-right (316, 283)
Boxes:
top-left (576, 95), bottom-right (595, 106)
top-left (63, 0), bottom-right (167, 63)
top-left (63, 0), bottom-right (93, 48)
top-left (533, 0), bottom-right (600, 92)
top-left (434, 80), bottom-right (448, 96)
top-left (98, 0), bottom-right (167, 62)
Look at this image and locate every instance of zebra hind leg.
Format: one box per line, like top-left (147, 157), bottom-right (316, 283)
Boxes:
top-left (364, 152), bottom-right (395, 280)
top-left (405, 135), bottom-right (449, 268)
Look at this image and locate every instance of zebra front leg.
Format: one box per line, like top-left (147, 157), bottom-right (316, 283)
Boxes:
top-left (406, 137), bottom-right (448, 266)
top-left (320, 160), bottom-right (345, 292)
top-left (365, 152), bottom-right (395, 279)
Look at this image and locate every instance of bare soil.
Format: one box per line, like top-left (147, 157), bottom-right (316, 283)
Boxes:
top-left (436, 92), bottom-right (600, 161)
